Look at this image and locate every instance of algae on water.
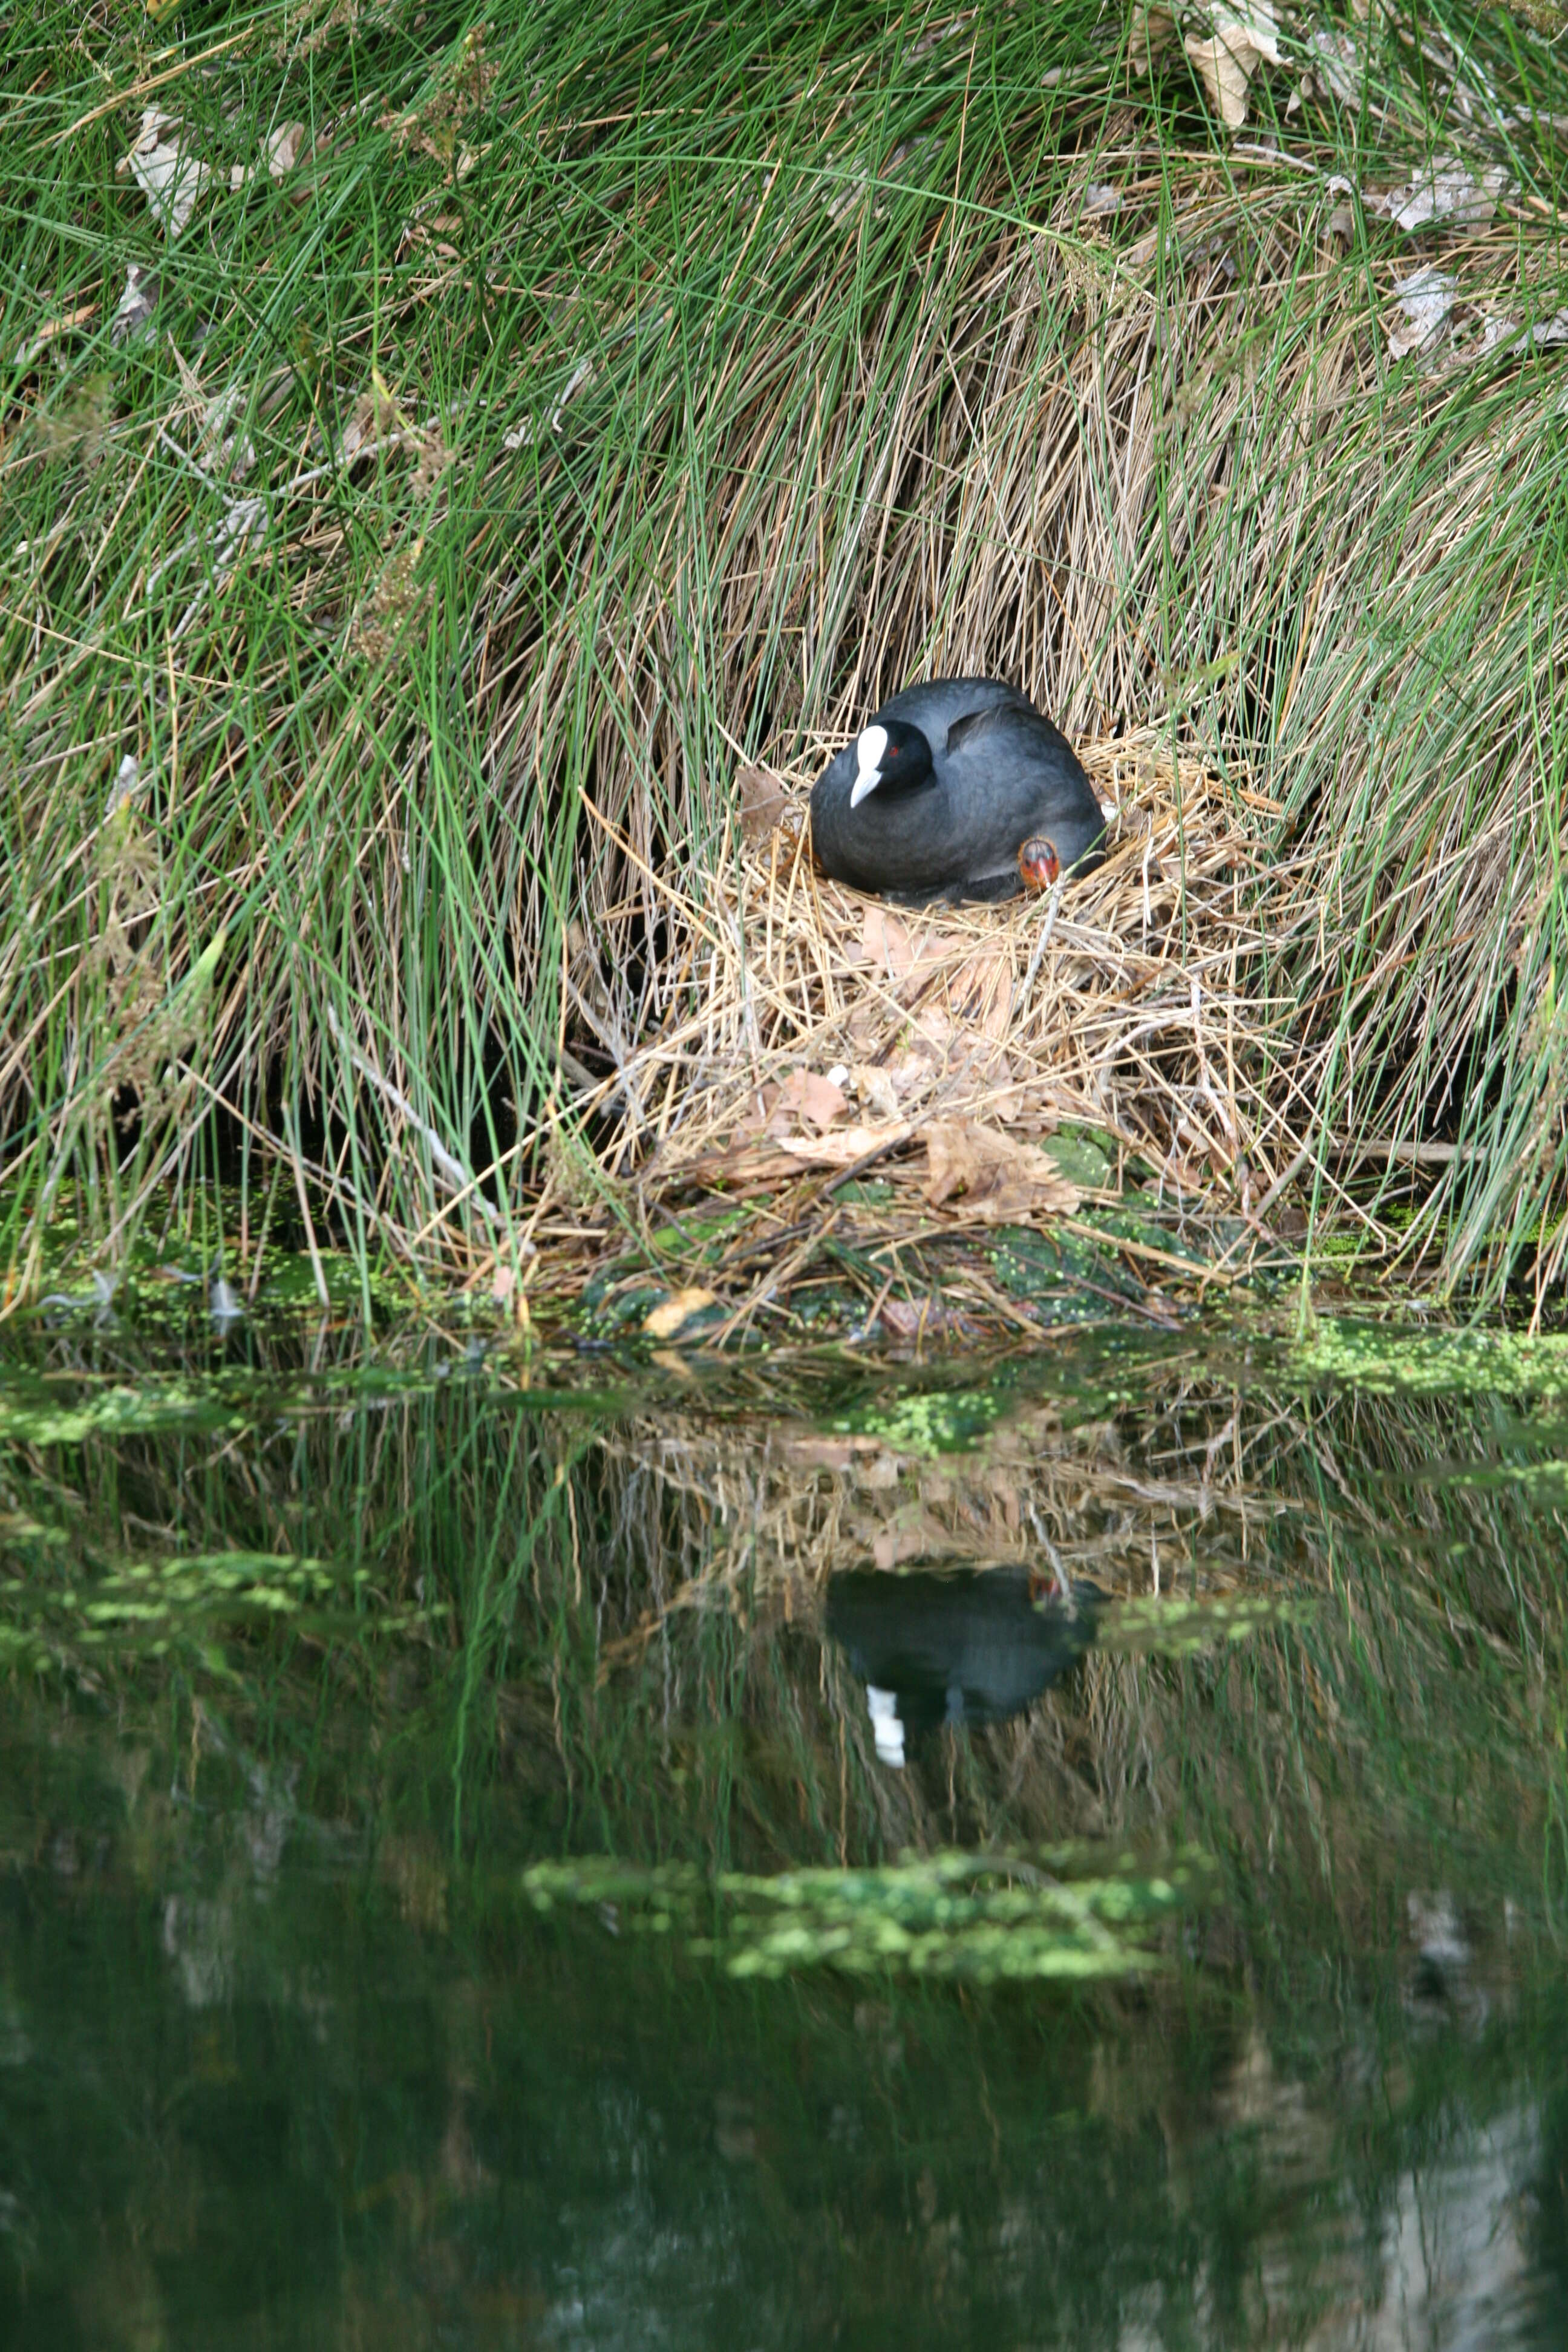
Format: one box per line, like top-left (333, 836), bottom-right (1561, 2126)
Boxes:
top-left (522, 1845), bottom-right (1217, 1982)
top-left (1290, 1321), bottom-right (1568, 1401)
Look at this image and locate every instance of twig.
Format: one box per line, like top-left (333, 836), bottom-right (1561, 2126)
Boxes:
top-left (286, 1108), bottom-right (330, 1311)
top-left (1058, 1217), bottom-right (1242, 1290)
top-left (326, 1005), bottom-right (498, 1225)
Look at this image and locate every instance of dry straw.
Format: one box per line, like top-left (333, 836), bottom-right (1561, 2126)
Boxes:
top-left (543, 728), bottom-right (1314, 1243)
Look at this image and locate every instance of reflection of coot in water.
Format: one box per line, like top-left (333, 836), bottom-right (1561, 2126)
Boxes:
top-left (827, 1569), bottom-right (1103, 1768)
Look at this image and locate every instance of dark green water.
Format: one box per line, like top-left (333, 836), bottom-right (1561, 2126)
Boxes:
top-left (4, 1312), bottom-right (1568, 2347)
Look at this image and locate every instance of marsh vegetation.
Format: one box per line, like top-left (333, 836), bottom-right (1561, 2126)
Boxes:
top-left (6, 1), bottom-right (1568, 1323)
top-left (8, 8), bottom-right (1568, 2331)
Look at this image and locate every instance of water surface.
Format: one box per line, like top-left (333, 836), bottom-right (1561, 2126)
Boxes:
top-left (3, 1314), bottom-right (1567, 2347)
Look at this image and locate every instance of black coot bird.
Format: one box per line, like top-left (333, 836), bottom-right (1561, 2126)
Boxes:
top-left (826, 1567), bottom-right (1103, 1769)
top-left (809, 677), bottom-right (1106, 905)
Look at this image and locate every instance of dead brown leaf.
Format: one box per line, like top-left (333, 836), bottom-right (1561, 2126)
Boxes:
top-left (643, 1287), bottom-right (719, 1339)
top-left (947, 942), bottom-right (1011, 1042)
top-left (855, 907), bottom-right (1010, 1044)
top-left (878, 1298), bottom-right (961, 1339)
top-left (737, 764), bottom-right (789, 844)
top-left (922, 1120), bottom-right (1080, 1223)
top-left (111, 264), bottom-right (159, 347)
top-left (1371, 156), bottom-right (1508, 235)
top-left (773, 1068), bottom-right (849, 1132)
top-left (1129, 3), bottom-right (1179, 76)
top-left (746, 1067), bottom-right (853, 1140)
top-left (857, 903), bottom-right (918, 977)
top-left (117, 108), bottom-right (214, 238)
top-left (267, 121), bottom-right (309, 178)
top-left (774, 1123), bottom-right (910, 1169)
top-left (15, 302), bottom-right (97, 369)
top-left (231, 121), bottom-right (310, 191)
top-left (848, 1064), bottom-right (900, 1122)
top-left (1388, 267), bottom-right (1455, 364)
top-left (1184, 7), bottom-right (1283, 132)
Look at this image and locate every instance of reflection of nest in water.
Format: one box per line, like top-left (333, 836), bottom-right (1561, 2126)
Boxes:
top-left (581, 729), bottom-right (1310, 1213)
top-left (594, 1392), bottom-right (1290, 1677)
top-left (583, 1393), bottom-right (1306, 1851)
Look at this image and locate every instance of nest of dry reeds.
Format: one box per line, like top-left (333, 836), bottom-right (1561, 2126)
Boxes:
top-left (551, 728), bottom-right (1313, 1241)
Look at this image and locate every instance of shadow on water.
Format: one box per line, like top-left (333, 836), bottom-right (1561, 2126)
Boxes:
top-left (4, 1310), bottom-right (1568, 2344)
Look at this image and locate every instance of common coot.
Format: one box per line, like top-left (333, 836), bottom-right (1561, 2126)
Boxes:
top-left (826, 1566), bottom-right (1104, 1768)
top-left (809, 676), bottom-right (1106, 904)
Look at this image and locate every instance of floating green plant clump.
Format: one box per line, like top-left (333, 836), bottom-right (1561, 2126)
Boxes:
top-left (1099, 1591), bottom-right (1316, 1656)
top-left (0, 1524), bottom-right (445, 1674)
top-left (0, 1378), bottom-right (233, 1447)
top-left (522, 1845), bottom-right (1218, 1982)
top-left (1292, 1321), bottom-right (1568, 1402)
top-left (829, 1388), bottom-right (1008, 1457)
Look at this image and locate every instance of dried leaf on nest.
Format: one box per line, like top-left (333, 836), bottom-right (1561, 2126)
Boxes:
top-left (923, 1120), bottom-right (1080, 1223)
top-left (854, 906), bottom-right (1011, 1046)
top-left (770, 1068), bottom-right (848, 1133)
top-left (643, 1287), bottom-right (719, 1339)
top-left (858, 904), bottom-right (925, 978)
top-left (846, 1065), bottom-right (900, 1120)
top-left (878, 1298), bottom-right (965, 1339)
top-left (737, 764), bottom-right (789, 844)
top-left (776, 1123), bottom-right (910, 1168)
top-left (858, 903), bottom-right (964, 981)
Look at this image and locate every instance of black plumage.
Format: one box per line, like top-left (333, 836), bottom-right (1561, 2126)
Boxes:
top-left (826, 1568), bottom-right (1103, 1759)
top-left (808, 676), bottom-right (1106, 904)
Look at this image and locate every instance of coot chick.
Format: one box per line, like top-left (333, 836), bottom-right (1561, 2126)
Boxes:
top-left (809, 677), bottom-right (1106, 905)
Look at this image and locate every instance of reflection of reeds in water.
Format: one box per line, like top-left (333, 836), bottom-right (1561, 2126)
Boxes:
top-left (5, 1332), bottom-right (1564, 2343)
top-left (549, 1375), bottom-right (1566, 1927)
top-left (569, 1385), bottom-right (1294, 1866)
top-left (595, 1394), bottom-right (1275, 1660)
top-left (5, 1334), bottom-right (1563, 1955)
